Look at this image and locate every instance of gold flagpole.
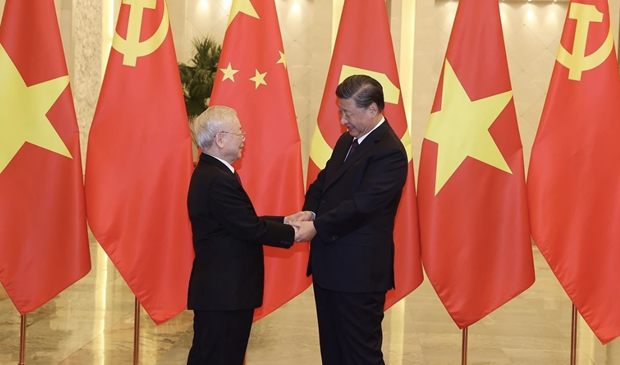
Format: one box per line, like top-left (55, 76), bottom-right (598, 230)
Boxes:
top-left (18, 314), bottom-right (26, 365)
top-left (134, 297), bottom-right (140, 365)
top-left (461, 327), bottom-right (468, 365)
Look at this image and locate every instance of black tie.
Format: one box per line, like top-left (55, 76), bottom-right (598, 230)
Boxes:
top-left (346, 139), bottom-right (359, 161)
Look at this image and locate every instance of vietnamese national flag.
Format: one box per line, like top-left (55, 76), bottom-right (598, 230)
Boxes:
top-left (528, 0), bottom-right (620, 344)
top-left (85, 0), bottom-right (194, 325)
top-left (307, 0), bottom-right (423, 309)
top-left (0, 0), bottom-right (90, 314)
top-left (418, 0), bottom-right (534, 328)
top-left (209, 0), bottom-right (307, 321)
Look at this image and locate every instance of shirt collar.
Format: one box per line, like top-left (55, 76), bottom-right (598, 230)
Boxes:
top-left (356, 116), bottom-right (385, 145)
top-left (206, 153), bottom-right (235, 174)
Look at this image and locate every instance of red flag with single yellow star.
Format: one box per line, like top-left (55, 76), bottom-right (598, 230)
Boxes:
top-left (0, 0), bottom-right (90, 314)
top-left (209, 0), bottom-right (307, 321)
top-left (417, 0), bottom-right (534, 328)
top-left (307, 0), bottom-right (423, 309)
top-left (85, 0), bottom-right (194, 325)
top-left (528, 0), bottom-right (620, 344)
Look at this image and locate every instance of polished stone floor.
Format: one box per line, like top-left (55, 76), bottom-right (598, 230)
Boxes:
top-left (1, 237), bottom-right (620, 365)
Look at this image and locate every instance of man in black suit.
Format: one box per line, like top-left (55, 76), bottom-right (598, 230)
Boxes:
top-left (290, 75), bottom-right (408, 365)
top-left (186, 105), bottom-right (300, 365)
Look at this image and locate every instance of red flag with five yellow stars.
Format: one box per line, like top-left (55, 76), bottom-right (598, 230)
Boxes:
top-left (0, 0), bottom-right (90, 314)
top-left (528, 0), bottom-right (620, 344)
top-left (209, 0), bottom-right (307, 321)
top-left (85, 0), bottom-right (194, 325)
top-left (307, 0), bottom-right (423, 309)
top-left (418, 0), bottom-right (534, 328)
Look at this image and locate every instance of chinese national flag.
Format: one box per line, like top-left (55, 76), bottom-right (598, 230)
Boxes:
top-left (528, 0), bottom-right (620, 344)
top-left (0, 0), bottom-right (90, 313)
top-left (85, 0), bottom-right (194, 325)
top-left (418, 0), bottom-right (534, 328)
top-left (307, 0), bottom-right (423, 309)
top-left (209, 0), bottom-right (307, 320)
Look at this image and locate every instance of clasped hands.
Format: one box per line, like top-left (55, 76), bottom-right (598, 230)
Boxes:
top-left (284, 211), bottom-right (317, 242)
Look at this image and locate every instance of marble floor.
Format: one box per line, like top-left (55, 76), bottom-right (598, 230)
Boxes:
top-left (1, 237), bottom-right (620, 365)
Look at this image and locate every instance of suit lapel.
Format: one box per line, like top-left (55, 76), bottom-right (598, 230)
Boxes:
top-left (323, 121), bottom-right (390, 191)
top-left (324, 134), bottom-right (353, 186)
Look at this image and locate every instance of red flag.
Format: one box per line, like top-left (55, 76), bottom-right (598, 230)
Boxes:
top-left (208, 0), bottom-right (307, 321)
top-left (418, 0), bottom-right (534, 328)
top-left (528, 0), bottom-right (620, 344)
top-left (0, 0), bottom-right (90, 313)
top-left (308, 0), bottom-right (423, 309)
top-left (85, 0), bottom-right (194, 325)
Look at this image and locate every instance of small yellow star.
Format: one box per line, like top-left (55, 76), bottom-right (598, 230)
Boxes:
top-left (276, 51), bottom-right (287, 69)
top-left (425, 59), bottom-right (512, 195)
top-left (0, 44), bottom-right (72, 175)
top-left (227, 0), bottom-right (260, 27)
top-left (220, 62), bottom-right (239, 82)
top-left (249, 69), bottom-right (267, 89)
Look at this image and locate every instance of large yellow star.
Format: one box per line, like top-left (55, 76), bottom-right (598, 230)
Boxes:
top-left (227, 0), bottom-right (260, 27)
top-left (249, 69), bottom-right (267, 89)
top-left (0, 44), bottom-right (72, 175)
top-left (277, 51), bottom-right (287, 69)
top-left (425, 60), bottom-right (512, 195)
top-left (220, 62), bottom-right (239, 82)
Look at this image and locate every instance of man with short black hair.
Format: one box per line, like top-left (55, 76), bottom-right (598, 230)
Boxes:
top-left (290, 75), bottom-right (408, 365)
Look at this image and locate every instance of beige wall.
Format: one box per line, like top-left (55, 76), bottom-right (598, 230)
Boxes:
top-left (1, 0), bottom-right (619, 179)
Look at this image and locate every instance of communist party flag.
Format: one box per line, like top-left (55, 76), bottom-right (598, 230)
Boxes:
top-left (418, 0), bottom-right (534, 328)
top-left (85, 0), bottom-right (194, 325)
top-left (0, 0), bottom-right (90, 314)
top-left (202, 0), bottom-right (307, 320)
top-left (528, 0), bottom-right (620, 344)
top-left (307, 0), bottom-right (423, 309)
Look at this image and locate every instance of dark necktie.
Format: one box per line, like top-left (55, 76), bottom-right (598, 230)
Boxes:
top-left (345, 139), bottom-right (359, 161)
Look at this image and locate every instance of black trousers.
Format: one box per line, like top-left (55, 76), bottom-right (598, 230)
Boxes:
top-left (186, 309), bottom-right (254, 365)
top-left (313, 283), bottom-right (387, 365)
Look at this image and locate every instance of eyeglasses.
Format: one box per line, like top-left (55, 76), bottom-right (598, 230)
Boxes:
top-left (219, 131), bottom-right (246, 138)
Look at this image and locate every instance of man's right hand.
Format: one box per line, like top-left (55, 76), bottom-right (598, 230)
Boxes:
top-left (284, 211), bottom-right (314, 224)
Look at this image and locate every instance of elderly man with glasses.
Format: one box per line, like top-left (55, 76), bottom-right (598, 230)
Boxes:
top-left (186, 105), bottom-right (301, 365)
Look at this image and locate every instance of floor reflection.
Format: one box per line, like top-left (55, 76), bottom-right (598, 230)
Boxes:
top-left (1, 242), bottom-right (619, 364)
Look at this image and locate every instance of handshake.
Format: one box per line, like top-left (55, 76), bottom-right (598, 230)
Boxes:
top-left (284, 211), bottom-right (317, 242)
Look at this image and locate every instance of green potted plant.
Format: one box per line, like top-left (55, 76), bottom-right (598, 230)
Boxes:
top-left (178, 36), bottom-right (222, 146)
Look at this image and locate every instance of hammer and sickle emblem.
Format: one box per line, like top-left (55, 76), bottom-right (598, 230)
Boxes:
top-left (112, 0), bottom-right (170, 67)
top-left (310, 66), bottom-right (413, 170)
top-left (557, 3), bottom-right (614, 81)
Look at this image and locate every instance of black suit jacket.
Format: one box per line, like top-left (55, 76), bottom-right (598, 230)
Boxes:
top-left (303, 120), bottom-right (408, 293)
top-left (187, 154), bottom-right (295, 311)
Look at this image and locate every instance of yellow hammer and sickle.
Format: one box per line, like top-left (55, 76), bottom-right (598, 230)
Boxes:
top-left (557, 2), bottom-right (614, 81)
top-left (112, 0), bottom-right (170, 67)
top-left (310, 66), bottom-right (413, 170)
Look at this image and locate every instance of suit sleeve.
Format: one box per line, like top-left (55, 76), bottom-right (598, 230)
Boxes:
top-left (313, 147), bottom-right (407, 243)
top-left (208, 175), bottom-right (295, 248)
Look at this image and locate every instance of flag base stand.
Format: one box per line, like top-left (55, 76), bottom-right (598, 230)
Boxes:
top-left (570, 304), bottom-right (577, 365)
top-left (461, 327), bottom-right (468, 365)
top-left (18, 314), bottom-right (26, 365)
top-left (134, 298), bottom-right (140, 365)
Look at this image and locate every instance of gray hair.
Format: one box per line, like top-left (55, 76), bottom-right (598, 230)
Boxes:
top-left (193, 105), bottom-right (238, 150)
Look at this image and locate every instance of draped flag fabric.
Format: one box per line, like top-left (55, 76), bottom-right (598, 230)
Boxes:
top-left (528, 0), bottom-right (620, 344)
top-left (209, 0), bottom-right (307, 321)
top-left (418, 0), bottom-right (534, 328)
top-left (0, 0), bottom-right (90, 314)
top-left (307, 0), bottom-right (423, 309)
top-left (85, 0), bottom-right (194, 325)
